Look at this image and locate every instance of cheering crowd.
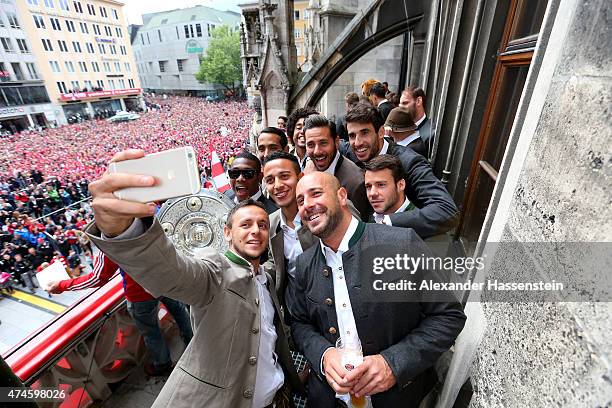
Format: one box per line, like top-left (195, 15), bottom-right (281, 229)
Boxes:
top-left (0, 96), bottom-right (252, 294)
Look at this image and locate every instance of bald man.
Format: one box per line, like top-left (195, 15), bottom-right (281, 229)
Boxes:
top-left (286, 172), bottom-right (466, 408)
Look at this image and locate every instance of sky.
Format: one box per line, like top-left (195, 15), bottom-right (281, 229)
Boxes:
top-left (123, 0), bottom-right (244, 25)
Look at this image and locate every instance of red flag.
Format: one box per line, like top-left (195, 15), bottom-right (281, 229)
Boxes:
top-left (210, 151), bottom-right (231, 193)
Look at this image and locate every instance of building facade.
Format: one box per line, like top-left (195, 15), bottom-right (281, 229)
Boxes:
top-left (293, 0), bottom-right (308, 68)
top-left (0, 0), bottom-right (54, 133)
top-left (15, 0), bottom-right (142, 125)
top-left (131, 6), bottom-right (240, 96)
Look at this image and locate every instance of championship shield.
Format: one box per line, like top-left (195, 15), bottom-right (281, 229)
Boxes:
top-left (156, 189), bottom-right (235, 259)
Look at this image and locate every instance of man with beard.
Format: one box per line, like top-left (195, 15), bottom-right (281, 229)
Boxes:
top-left (286, 172), bottom-right (466, 407)
top-left (226, 151), bottom-right (278, 214)
top-left (345, 103), bottom-right (458, 238)
top-left (303, 114), bottom-right (372, 221)
top-left (85, 149), bottom-right (302, 408)
top-left (364, 155), bottom-right (416, 223)
top-left (286, 107), bottom-right (319, 169)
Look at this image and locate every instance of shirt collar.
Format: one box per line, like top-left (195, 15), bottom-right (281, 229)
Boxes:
top-left (378, 139), bottom-right (389, 156)
top-left (323, 151), bottom-right (341, 175)
top-left (224, 250), bottom-right (250, 267)
top-left (319, 216), bottom-right (360, 255)
top-left (233, 189), bottom-right (262, 205)
top-left (377, 99), bottom-right (388, 107)
top-left (415, 114), bottom-right (426, 127)
top-left (280, 210), bottom-right (301, 231)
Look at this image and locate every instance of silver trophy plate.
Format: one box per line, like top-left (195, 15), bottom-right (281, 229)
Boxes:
top-left (157, 189), bottom-right (235, 259)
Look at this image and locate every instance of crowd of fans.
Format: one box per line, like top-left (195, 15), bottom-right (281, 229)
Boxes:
top-left (0, 96), bottom-right (252, 294)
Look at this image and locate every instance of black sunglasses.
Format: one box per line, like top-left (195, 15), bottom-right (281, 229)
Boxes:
top-left (228, 169), bottom-right (258, 180)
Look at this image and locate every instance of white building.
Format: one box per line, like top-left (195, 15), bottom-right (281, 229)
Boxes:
top-left (132, 5), bottom-right (240, 96)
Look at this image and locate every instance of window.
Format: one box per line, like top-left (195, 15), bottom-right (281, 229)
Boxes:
top-left (175, 26), bottom-right (179, 39)
top-left (49, 60), bottom-right (60, 72)
top-left (109, 44), bottom-right (116, 54)
top-left (97, 43), bottom-right (105, 54)
top-left (104, 25), bottom-right (112, 36)
top-left (158, 61), bottom-right (166, 72)
top-left (86, 42), bottom-right (94, 53)
top-left (87, 3), bottom-right (95, 15)
top-left (207, 24), bottom-right (215, 36)
top-left (140, 33), bottom-right (144, 44)
top-left (72, 41), bottom-right (81, 52)
top-left (294, 28), bottom-right (301, 38)
top-left (70, 80), bottom-right (79, 90)
top-left (294, 10), bottom-right (300, 20)
top-left (41, 38), bottom-right (53, 51)
top-left (124, 62), bottom-right (130, 71)
top-left (103, 61), bottom-right (111, 72)
top-left (44, 0), bottom-right (54, 7)
top-left (118, 79), bottom-right (125, 88)
top-left (57, 40), bottom-right (68, 52)
top-left (116, 27), bottom-right (122, 37)
top-left (114, 61), bottom-right (121, 71)
top-left (65, 19), bottom-right (75, 32)
top-left (11, 63), bottom-right (24, 80)
top-left (33, 15), bottom-right (45, 29)
top-left (28, 0), bottom-right (40, 5)
top-left (304, 9), bottom-right (310, 19)
top-left (108, 79), bottom-right (114, 89)
top-left (59, 0), bottom-right (69, 11)
top-left (7, 13), bottom-right (20, 29)
top-left (184, 25), bottom-right (190, 38)
top-left (16, 39), bottom-right (29, 53)
top-left (26, 63), bottom-right (39, 79)
top-left (99, 6), bottom-right (107, 18)
top-left (57, 81), bottom-right (68, 93)
top-left (65, 61), bottom-right (75, 72)
top-left (112, 9), bottom-right (118, 19)
top-left (84, 80), bottom-right (92, 90)
top-left (158, 29), bottom-right (162, 42)
top-left (50, 17), bottom-right (61, 30)
top-left (128, 78), bottom-right (134, 88)
top-left (196, 23), bottom-right (202, 37)
top-left (72, 1), bottom-right (82, 13)
top-left (146, 33), bottom-right (150, 44)
top-left (79, 61), bottom-right (88, 72)
top-left (96, 79), bottom-right (104, 89)
top-left (91, 61), bottom-right (100, 72)
top-left (93, 24), bottom-right (100, 35)
top-left (80, 22), bottom-right (88, 33)
top-left (0, 16), bottom-right (4, 28)
top-left (177, 59), bottom-right (185, 72)
top-left (120, 45), bottom-right (126, 55)
top-left (1, 37), bottom-right (14, 53)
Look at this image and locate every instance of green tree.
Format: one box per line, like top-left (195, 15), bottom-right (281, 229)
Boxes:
top-left (195, 25), bottom-right (241, 93)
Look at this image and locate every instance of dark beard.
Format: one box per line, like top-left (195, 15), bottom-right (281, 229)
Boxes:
top-left (317, 206), bottom-right (343, 239)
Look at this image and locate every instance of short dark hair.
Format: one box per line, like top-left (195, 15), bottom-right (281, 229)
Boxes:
top-left (403, 86), bottom-right (427, 111)
top-left (226, 199), bottom-right (267, 228)
top-left (259, 127), bottom-right (288, 148)
top-left (286, 106), bottom-right (319, 138)
top-left (262, 150), bottom-right (301, 175)
top-left (364, 154), bottom-right (404, 183)
top-left (303, 114), bottom-right (337, 140)
top-left (277, 115), bottom-right (287, 122)
top-left (345, 102), bottom-right (385, 133)
top-left (233, 150), bottom-right (261, 172)
top-left (369, 82), bottom-right (386, 98)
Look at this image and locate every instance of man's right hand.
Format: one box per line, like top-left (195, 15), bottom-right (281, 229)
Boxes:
top-left (322, 348), bottom-right (356, 394)
top-left (88, 149), bottom-right (157, 237)
top-left (45, 280), bottom-right (63, 294)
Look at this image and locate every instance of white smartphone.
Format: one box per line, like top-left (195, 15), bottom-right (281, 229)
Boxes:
top-left (108, 146), bottom-right (201, 203)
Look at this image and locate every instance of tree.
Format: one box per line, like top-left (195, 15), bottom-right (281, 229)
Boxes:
top-left (195, 25), bottom-right (241, 94)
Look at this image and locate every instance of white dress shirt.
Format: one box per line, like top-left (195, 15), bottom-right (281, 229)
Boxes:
top-left (106, 220), bottom-right (284, 407)
top-left (280, 210), bottom-right (303, 279)
top-left (378, 139), bottom-right (390, 156)
top-left (253, 269), bottom-right (285, 407)
top-left (319, 217), bottom-right (362, 404)
top-left (323, 151), bottom-right (341, 175)
top-left (374, 196), bottom-right (412, 225)
top-left (377, 99), bottom-right (389, 107)
top-left (396, 132), bottom-right (421, 147)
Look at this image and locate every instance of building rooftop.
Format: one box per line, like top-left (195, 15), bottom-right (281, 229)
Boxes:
top-left (141, 5), bottom-right (240, 30)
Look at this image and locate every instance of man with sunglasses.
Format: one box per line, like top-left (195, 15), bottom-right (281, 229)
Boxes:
top-left (226, 151), bottom-right (278, 214)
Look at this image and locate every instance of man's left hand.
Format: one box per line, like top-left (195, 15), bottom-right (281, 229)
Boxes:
top-left (344, 354), bottom-right (396, 397)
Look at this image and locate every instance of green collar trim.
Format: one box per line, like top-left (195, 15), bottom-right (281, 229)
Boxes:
top-left (348, 221), bottom-right (366, 249)
top-left (224, 250), bottom-right (250, 267)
